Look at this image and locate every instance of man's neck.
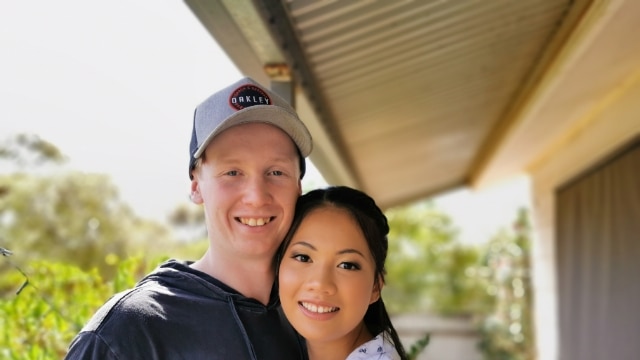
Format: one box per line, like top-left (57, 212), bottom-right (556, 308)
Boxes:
top-left (190, 248), bottom-right (275, 305)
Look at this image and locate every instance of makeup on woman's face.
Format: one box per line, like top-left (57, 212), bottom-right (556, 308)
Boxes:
top-left (278, 206), bottom-right (380, 344)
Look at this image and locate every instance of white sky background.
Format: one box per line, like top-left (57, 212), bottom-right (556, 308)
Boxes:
top-left (1, 1), bottom-right (532, 245)
top-left (1, 1), bottom-right (243, 219)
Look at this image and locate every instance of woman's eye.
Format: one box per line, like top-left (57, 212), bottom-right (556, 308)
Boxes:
top-left (339, 262), bottom-right (361, 271)
top-left (292, 254), bottom-right (310, 263)
top-left (225, 170), bottom-right (239, 176)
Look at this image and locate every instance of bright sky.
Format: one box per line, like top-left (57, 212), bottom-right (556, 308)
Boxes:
top-left (1, 1), bottom-right (244, 220)
top-left (1, 1), bottom-right (531, 244)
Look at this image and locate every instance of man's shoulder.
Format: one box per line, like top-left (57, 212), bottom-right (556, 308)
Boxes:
top-left (78, 280), bottom-right (162, 332)
top-left (78, 265), bottom-right (236, 333)
top-left (64, 284), bottom-right (164, 360)
top-left (65, 261), bottom-right (252, 359)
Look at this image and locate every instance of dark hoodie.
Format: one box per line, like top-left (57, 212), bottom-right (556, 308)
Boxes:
top-left (65, 260), bottom-right (307, 360)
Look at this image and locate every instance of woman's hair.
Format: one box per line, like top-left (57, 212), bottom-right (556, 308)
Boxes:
top-left (278, 186), bottom-right (408, 360)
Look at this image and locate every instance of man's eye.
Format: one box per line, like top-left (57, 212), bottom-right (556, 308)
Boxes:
top-left (225, 170), bottom-right (239, 176)
top-left (338, 262), bottom-right (361, 271)
top-left (292, 254), bottom-right (310, 263)
top-left (270, 170), bottom-right (284, 176)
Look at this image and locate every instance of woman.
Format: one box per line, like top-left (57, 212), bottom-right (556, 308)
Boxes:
top-left (278, 186), bottom-right (408, 360)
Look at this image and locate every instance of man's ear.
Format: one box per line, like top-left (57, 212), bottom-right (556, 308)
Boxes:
top-left (370, 275), bottom-right (383, 304)
top-left (190, 179), bottom-right (203, 204)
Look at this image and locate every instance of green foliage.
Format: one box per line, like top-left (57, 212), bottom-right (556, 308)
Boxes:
top-left (0, 133), bottom-right (190, 357)
top-left (0, 133), bottom-right (67, 167)
top-left (0, 134), bottom-right (178, 276)
top-left (383, 202), bottom-right (491, 315)
top-left (167, 203), bottom-right (208, 243)
top-left (407, 334), bottom-right (431, 360)
top-left (0, 171), bottom-right (175, 278)
top-left (0, 134), bottom-right (201, 358)
top-left (382, 201), bottom-right (535, 360)
top-left (0, 256), bottom-right (160, 359)
top-left (475, 208), bottom-right (535, 360)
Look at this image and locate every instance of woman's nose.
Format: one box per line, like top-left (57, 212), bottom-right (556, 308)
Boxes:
top-left (305, 266), bottom-right (337, 295)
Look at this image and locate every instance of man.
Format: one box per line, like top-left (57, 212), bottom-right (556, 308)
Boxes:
top-left (65, 77), bottom-right (313, 359)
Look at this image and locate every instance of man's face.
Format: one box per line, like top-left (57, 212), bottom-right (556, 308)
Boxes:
top-left (191, 122), bottom-right (302, 260)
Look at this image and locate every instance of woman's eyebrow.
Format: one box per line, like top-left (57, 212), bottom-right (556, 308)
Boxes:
top-left (290, 241), bottom-right (316, 250)
top-left (290, 242), bottom-right (367, 258)
top-left (337, 248), bottom-right (366, 258)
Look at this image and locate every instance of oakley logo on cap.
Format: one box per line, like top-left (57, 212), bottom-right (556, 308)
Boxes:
top-left (229, 84), bottom-right (272, 111)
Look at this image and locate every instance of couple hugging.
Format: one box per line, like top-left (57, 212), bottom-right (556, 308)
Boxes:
top-left (65, 77), bottom-right (407, 360)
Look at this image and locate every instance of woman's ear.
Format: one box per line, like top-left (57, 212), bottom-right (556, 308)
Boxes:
top-left (190, 179), bottom-right (203, 204)
top-left (370, 275), bottom-right (383, 304)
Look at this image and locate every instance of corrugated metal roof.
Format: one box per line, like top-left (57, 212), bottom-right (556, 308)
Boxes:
top-left (282, 0), bottom-right (573, 206)
top-left (185, 0), bottom-right (640, 209)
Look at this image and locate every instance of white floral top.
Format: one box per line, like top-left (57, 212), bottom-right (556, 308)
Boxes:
top-left (345, 333), bottom-right (399, 360)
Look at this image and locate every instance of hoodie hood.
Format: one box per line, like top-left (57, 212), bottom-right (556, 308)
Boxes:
top-left (138, 259), bottom-right (279, 310)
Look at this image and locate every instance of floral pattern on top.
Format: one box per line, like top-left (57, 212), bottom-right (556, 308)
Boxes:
top-left (345, 332), bottom-right (399, 360)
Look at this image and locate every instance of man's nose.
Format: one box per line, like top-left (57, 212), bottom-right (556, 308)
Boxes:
top-left (242, 177), bottom-right (272, 206)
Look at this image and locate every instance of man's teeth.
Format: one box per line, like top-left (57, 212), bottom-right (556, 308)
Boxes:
top-left (239, 217), bottom-right (271, 226)
top-left (301, 302), bottom-right (338, 313)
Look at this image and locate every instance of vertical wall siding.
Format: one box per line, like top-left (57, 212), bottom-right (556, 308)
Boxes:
top-left (556, 140), bottom-right (640, 360)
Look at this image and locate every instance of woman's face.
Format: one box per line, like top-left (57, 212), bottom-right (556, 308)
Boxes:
top-left (278, 206), bottom-right (380, 345)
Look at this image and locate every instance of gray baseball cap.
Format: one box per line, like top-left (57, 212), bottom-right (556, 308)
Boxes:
top-left (189, 77), bottom-right (313, 179)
